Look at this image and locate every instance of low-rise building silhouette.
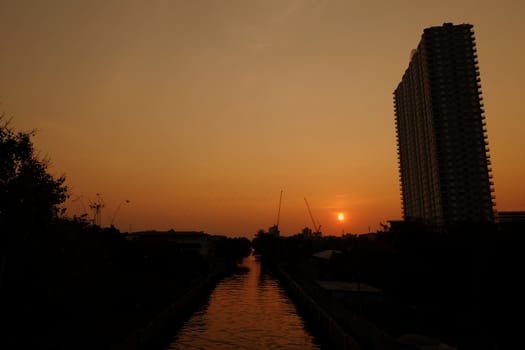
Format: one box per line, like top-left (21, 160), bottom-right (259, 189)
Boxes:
top-left (126, 230), bottom-right (211, 256)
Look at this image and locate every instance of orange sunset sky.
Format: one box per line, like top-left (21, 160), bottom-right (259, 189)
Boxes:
top-left (1, 1), bottom-right (524, 237)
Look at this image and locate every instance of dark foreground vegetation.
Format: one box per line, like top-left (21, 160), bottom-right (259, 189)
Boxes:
top-left (253, 222), bottom-right (525, 350)
top-left (1, 118), bottom-right (251, 349)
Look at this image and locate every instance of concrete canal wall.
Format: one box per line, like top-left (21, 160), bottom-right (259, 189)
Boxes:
top-left (273, 263), bottom-right (362, 350)
top-left (112, 266), bottom-right (224, 350)
top-left (274, 263), bottom-right (401, 350)
top-left (114, 257), bottom-right (399, 350)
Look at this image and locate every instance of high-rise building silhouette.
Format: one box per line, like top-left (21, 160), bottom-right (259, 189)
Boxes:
top-left (394, 23), bottom-right (495, 228)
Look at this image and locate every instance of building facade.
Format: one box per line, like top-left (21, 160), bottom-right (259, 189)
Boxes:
top-left (394, 23), bottom-right (495, 227)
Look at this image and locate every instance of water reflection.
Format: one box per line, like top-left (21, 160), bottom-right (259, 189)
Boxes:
top-left (166, 255), bottom-right (325, 349)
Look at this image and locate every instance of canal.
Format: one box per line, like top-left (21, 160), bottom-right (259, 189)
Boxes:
top-left (164, 254), bottom-right (328, 349)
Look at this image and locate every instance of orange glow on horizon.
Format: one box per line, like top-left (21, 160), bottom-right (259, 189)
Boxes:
top-left (1, 1), bottom-right (524, 237)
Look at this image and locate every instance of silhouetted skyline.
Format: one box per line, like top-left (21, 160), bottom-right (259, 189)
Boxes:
top-left (1, 1), bottom-right (524, 236)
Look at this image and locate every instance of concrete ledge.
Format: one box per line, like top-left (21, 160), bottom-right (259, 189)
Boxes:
top-left (273, 263), bottom-right (362, 350)
top-left (112, 268), bottom-right (224, 350)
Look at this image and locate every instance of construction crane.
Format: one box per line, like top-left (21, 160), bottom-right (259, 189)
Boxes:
top-left (275, 190), bottom-right (283, 228)
top-left (304, 197), bottom-right (322, 236)
top-left (269, 190), bottom-right (283, 236)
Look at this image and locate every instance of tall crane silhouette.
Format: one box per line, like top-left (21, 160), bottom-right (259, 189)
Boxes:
top-left (304, 197), bottom-right (322, 236)
top-left (269, 190), bottom-right (283, 236)
top-left (275, 190), bottom-right (283, 229)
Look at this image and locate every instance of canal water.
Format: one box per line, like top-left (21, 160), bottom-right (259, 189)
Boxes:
top-left (164, 254), bottom-right (327, 349)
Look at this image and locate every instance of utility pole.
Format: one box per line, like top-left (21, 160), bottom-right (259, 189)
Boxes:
top-left (89, 193), bottom-right (105, 227)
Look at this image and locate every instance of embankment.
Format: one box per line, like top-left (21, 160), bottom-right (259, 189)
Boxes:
top-left (112, 264), bottom-right (225, 350)
top-left (273, 262), bottom-right (401, 350)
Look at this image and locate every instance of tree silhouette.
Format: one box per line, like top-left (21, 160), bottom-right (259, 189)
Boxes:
top-left (1, 115), bottom-right (70, 348)
top-left (0, 115), bottom-right (68, 229)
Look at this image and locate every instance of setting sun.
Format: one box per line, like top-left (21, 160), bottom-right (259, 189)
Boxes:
top-left (337, 213), bottom-right (345, 222)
